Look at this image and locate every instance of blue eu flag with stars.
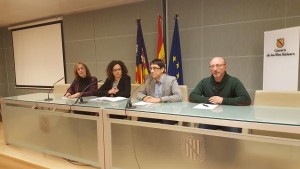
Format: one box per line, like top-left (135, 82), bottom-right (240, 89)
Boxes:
top-left (168, 14), bottom-right (183, 85)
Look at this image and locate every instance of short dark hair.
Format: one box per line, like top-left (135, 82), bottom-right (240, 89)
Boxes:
top-left (106, 60), bottom-right (128, 80)
top-left (74, 62), bottom-right (91, 80)
top-left (150, 59), bottom-right (166, 73)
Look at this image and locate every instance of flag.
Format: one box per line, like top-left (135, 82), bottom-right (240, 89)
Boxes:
top-left (135, 18), bottom-right (150, 84)
top-left (168, 14), bottom-right (183, 85)
top-left (157, 15), bottom-right (166, 63)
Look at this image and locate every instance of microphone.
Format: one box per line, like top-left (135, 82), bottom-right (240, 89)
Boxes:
top-left (74, 80), bottom-right (102, 104)
top-left (126, 76), bottom-right (148, 109)
top-left (44, 77), bottom-right (64, 101)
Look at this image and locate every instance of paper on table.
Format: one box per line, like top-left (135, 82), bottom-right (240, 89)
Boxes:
top-left (193, 103), bottom-right (218, 110)
top-left (133, 101), bottom-right (154, 106)
top-left (90, 97), bottom-right (127, 102)
top-left (61, 96), bottom-right (76, 101)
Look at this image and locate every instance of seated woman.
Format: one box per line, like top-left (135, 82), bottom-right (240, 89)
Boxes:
top-left (65, 62), bottom-right (98, 98)
top-left (95, 60), bottom-right (131, 119)
top-left (95, 60), bottom-right (131, 98)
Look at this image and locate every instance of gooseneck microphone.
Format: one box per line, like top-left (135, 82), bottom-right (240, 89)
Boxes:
top-left (44, 77), bottom-right (65, 101)
top-left (74, 80), bottom-right (102, 104)
top-left (126, 77), bottom-right (148, 109)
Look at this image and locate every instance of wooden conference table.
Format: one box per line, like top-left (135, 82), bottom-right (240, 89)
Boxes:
top-left (1, 93), bottom-right (300, 169)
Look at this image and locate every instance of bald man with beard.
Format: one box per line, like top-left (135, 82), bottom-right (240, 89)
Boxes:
top-left (189, 57), bottom-right (251, 132)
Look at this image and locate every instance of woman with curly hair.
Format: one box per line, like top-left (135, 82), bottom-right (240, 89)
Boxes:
top-left (95, 60), bottom-right (131, 97)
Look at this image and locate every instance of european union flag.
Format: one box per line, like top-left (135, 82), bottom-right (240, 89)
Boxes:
top-left (168, 14), bottom-right (183, 85)
top-left (135, 18), bottom-right (149, 84)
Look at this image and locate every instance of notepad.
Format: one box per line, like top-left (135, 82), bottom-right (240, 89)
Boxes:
top-left (61, 96), bottom-right (76, 101)
top-left (90, 97), bottom-right (127, 102)
top-left (133, 101), bottom-right (154, 106)
top-left (193, 103), bottom-right (218, 110)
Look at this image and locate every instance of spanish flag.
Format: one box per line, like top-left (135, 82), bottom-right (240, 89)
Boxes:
top-left (168, 14), bottom-right (184, 85)
top-left (157, 15), bottom-right (166, 63)
top-left (135, 18), bottom-right (149, 84)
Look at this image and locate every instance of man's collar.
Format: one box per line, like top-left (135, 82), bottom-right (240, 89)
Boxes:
top-left (155, 73), bottom-right (165, 84)
top-left (211, 71), bottom-right (228, 83)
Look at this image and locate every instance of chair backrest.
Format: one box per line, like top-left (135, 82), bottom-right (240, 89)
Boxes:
top-left (254, 90), bottom-right (300, 107)
top-left (53, 83), bottom-right (188, 99)
top-left (252, 90), bottom-right (300, 138)
top-left (53, 83), bottom-right (103, 95)
top-left (131, 84), bottom-right (141, 99)
top-left (179, 85), bottom-right (188, 102)
top-left (53, 84), bottom-right (70, 95)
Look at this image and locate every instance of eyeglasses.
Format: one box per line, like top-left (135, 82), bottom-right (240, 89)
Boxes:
top-left (113, 68), bottom-right (121, 72)
top-left (150, 67), bottom-right (161, 71)
top-left (209, 64), bottom-right (225, 69)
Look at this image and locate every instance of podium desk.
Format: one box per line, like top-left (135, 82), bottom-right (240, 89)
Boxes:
top-left (103, 101), bottom-right (300, 169)
top-left (2, 94), bottom-right (300, 169)
top-left (1, 93), bottom-right (105, 168)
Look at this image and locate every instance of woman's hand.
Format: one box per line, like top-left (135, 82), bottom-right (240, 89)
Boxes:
top-left (108, 87), bottom-right (119, 95)
top-left (65, 93), bottom-right (71, 97)
top-left (66, 92), bottom-right (80, 98)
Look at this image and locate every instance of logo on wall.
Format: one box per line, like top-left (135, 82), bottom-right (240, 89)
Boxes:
top-left (181, 135), bottom-right (205, 162)
top-left (276, 38), bottom-right (284, 48)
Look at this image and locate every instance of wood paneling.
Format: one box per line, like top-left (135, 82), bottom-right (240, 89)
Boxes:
top-left (0, 154), bottom-right (47, 169)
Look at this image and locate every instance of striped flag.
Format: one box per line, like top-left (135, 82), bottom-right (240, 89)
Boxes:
top-left (157, 15), bottom-right (166, 63)
top-left (135, 18), bottom-right (149, 84)
top-left (168, 14), bottom-right (183, 85)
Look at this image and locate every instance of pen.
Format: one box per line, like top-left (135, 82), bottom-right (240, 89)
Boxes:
top-left (202, 104), bottom-right (208, 107)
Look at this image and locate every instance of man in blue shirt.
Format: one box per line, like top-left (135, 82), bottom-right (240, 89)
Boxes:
top-left (137, 59), bottom-right (183, 103)
top-left (137, 59), bottom-right (183, 124)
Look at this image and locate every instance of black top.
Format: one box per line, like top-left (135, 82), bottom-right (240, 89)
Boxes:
top-left (95, 74), bottom-right (131, 98)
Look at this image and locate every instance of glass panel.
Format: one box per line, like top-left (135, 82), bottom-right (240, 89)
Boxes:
top-left (127, 100), bottom-right (300, 126)
top-left (111, 123), bottom-right (300, 169)
top-left (5, 93), bottom-right (300, 126)
top-left (4, 93), bottom-right (128, 109)
top-left (3, 106), bottom-right (101, 167)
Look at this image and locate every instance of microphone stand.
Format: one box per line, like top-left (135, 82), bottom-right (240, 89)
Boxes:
top-left (74, 80), bottom-right (102, 104)
top-left (126, 77), bottom-right (148, 109)
top-left (126, 97), bottom-right (136, 109)
top-left (44, 77), bottom-right (64, 101)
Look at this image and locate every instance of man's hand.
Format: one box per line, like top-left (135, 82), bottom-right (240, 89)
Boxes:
top-left (209, 96), bottom-right (223, 104)
top-left (143, 96), bottom-right (161, 103)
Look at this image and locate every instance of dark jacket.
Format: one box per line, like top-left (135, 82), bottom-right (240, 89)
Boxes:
top-left (66, 76), bottom-right (98, 97)
top-left (95, 74), bottom-right (131, 98)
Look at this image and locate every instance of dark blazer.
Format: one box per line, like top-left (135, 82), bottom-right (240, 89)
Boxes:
top-left (95, 74), bottom-right (131, 98)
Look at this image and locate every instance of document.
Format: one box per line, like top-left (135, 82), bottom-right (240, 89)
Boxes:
top-left (61, 96), bottom-right (76, 101)
top-left (133, 101), bottom-right (154, 106)
top-left (193, 103), bottom-right (218, 110)
top-left (90, 97), bottom-right (127, 102)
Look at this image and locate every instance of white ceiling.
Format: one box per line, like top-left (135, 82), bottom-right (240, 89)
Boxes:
top-left (0, 0), bottom-right (143, 27)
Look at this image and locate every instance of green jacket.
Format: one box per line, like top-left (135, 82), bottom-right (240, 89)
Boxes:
top-left (189, 73), bottom-right (251, 105)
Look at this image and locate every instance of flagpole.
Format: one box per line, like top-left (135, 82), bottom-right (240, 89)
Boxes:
top-left (162, 0), bottom-right (167, 70)
top-left (175, 13), bottom-right (179, 20)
